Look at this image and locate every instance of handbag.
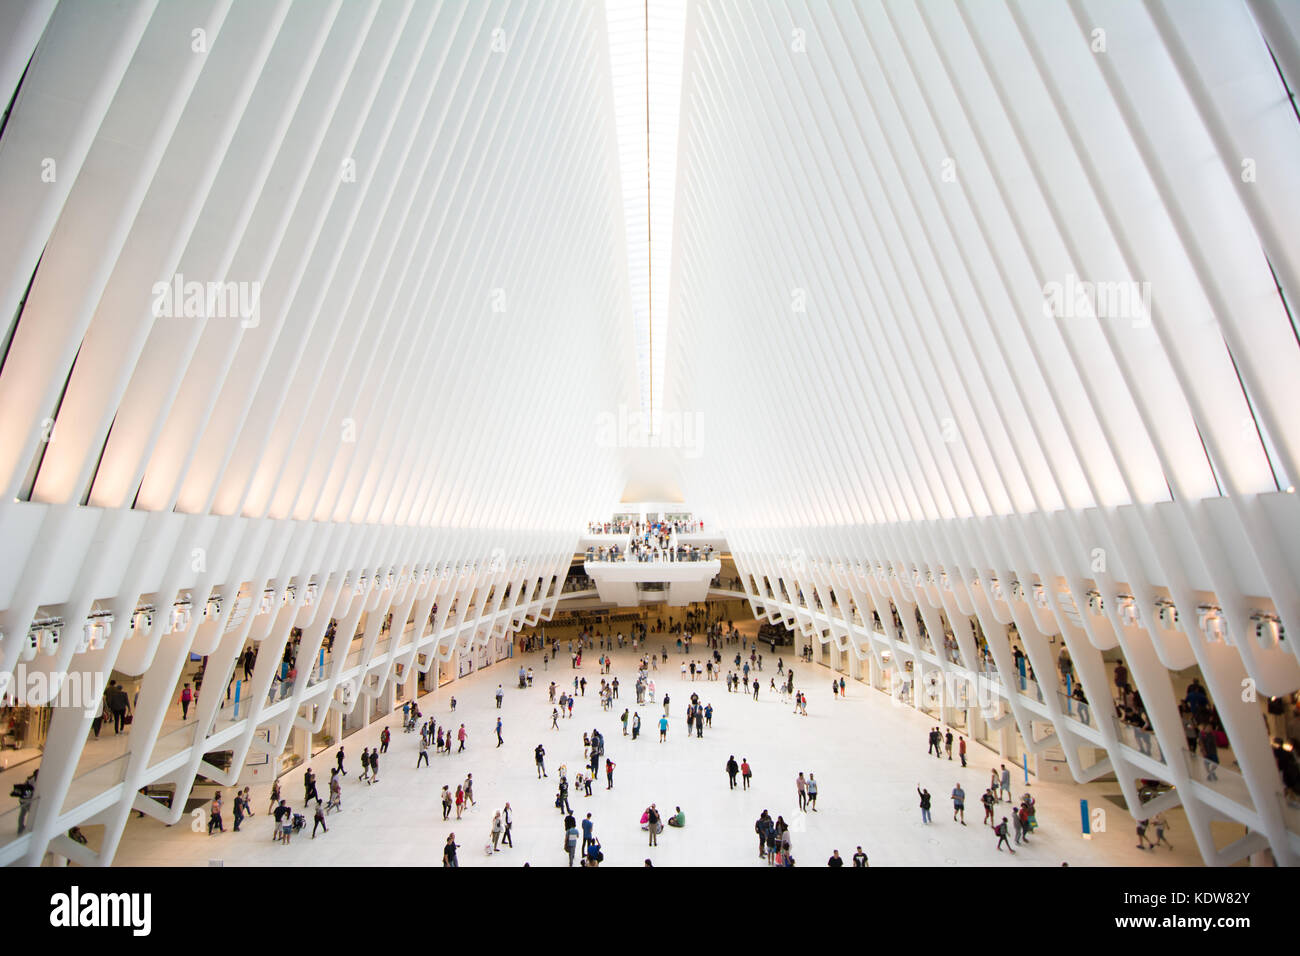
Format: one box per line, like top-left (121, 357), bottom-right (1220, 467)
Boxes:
top-left (123, 714), bottom-right (134, 725)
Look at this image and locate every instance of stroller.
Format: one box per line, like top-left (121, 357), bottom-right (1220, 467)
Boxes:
top-left (291, 813), bottom-right (306, 834)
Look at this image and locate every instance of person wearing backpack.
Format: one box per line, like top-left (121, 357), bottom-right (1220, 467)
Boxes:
top-left (646, 804), bottom-right (661, 846)
top-left (995, 817), bottom-right (1016, 854)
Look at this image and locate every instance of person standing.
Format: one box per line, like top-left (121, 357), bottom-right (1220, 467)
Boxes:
top-left (741, 758), bottom-right (752, 790)
top-left (496, 685), bottom-right (504, 709)
top-left (1000, 764), bottom-right (1012, 802)
top-left (180, 683), bottom-right (193, 720)
top-left (917, 785), bottom-right (932, 824)
top-left (360, 748), bottom-right (371, 783)
top-left (380, 727), bottom-right (390, 753)
top-left (807, 773), bottom-right (819, 811)
top-left (796, 772), bottom-right (808, 811)
top-left (441, 786), bottom-right (453, 821)
top-left (658, 714), bottom-right (668, 742)
top-left (726, 755), bottom-right (740, 789)
top-left (944, 729), bottom-right (954, 760)
top-left (827, 850), bottom-right (844, 867)
top-left (951, 783), bottom-right (966, 824)
top-left (15, 770), bottom-right (37, 834)
top-left (464, 773), bottom-right (475, 808)
top-left (982, 787), bottom-right (996, 826)
top-left (490, 811), bottom-right (504, 852)
top-left (852, 846), bottom-right (868, 867)
top-left (646, 804), bottom-right (660, 846)
top-left (232, 790), bottom-right (246, 832)
top-left (958, 736), bottom-right (967, 767)
top-left (443, 833), bottom-right (459, 867)
top-left (632, 712), bottom-right (641, 739)
top-left (455, 785), bottom-right (465, 820)
top-left (581, 812), bottom-right (594, 855)
top-left (535, 743), bottom-right (547, 777)
top-left (605, 757), bottom-right (615, 790)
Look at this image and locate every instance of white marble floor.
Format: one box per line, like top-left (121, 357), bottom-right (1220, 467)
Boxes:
top-left (111, 639), bottom-right (1205, 867)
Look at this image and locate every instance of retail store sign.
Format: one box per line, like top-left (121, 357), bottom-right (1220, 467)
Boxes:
top-left (49, 886), bottom-right (151, 936)
top-left (0, 667), bottom-right (105, 716)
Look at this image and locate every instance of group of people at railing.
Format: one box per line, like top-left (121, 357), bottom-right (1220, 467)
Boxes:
top-left (585, 541), bottom-right (714, 564)
top-left (585, 517), bottom-right (703, 537)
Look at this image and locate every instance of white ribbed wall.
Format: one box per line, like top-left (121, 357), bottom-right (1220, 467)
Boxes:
top-left (670, 0), bottom-right (1300, 866)
top-left (0, 0), bottom-right (635, 866)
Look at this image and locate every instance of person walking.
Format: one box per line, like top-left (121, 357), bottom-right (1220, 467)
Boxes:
top-left (565, 822), bottom-right (580, 866)
top-left (796, 772), bottom-right (808, 811)
top-left (995, 817), bottom-right (1016, 853)
top-left (457, 724), bottom-right (467, 752)
top-left (951, 783), bottom-right (966, 824)
top-left (441, 786), bottom-right (452, 820)
top-left (336, 746), bottom-right (346, 776)
top-left (982, 787), bottom-right (996, 826)
top-left (605, 757), bottom-right (615, 790)
top-left (726, 755), bottom-right (740, 789)
top-left (741, 758), bottom-right (752, 790)
top-left (303, 768), bottom-right (319, 806)
top-left (369, 749), bottom-right (379, 784)
top-left (944, 729), bottom-right (953, 760)
top-left (496, 717), bottom-right (504, 748)
top-left (180, 683), bottom-right (193, 720)
top-left (464, 773), bottom-right (476, 808)
top-left (828, 849), bottom-right (844, 867)
top-left (807, 773), bottom-right (819, 811)
top-left (443, 833), bottom-right (459, 867)
top-left (380, 726), bottom-right (390, 753)
top-left (496, 685), bottom-right (504, 709)
top-left (360, 748), bottom-right (371, 783)
top-left (917, 785), bottom-right (932, 824)
top-left (632, 712), bottom-right (641, 739)
top-left (455, 784), bottom-right (465, 820)
top-left (417, 735), bottom-right (429, 767)
top-left (958, 736), bottom-right (967, 767)
top-left (852, 846), bottom-right (869, 867)
top-left (658, 714), bottom-right (668, 742)
top-left (1151, 812), bottom-right (1173, 850)
top-left (501, 802), bottom-right (513, 848)
top-left (311, 799), bottom-right (328, 838)
top-left (491, 811), bottom-right (504, 852)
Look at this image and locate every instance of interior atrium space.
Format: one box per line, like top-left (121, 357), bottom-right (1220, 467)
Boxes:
top-left (1, 0), bottom-right (1299, 910)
